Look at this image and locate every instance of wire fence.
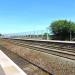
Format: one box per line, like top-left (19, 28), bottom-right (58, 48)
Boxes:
top-left (1, 29), bottom-right (52, 40)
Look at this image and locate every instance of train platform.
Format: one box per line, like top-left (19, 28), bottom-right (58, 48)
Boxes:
top-left (0, 50), bottom-right (27, 75)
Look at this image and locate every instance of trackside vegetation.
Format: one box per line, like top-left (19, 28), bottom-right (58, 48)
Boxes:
top-left (49, 20), bottom-right (75, 40)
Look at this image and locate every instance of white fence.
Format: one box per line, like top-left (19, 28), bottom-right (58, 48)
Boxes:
top-left (1, 29), bottom-right (51, 40)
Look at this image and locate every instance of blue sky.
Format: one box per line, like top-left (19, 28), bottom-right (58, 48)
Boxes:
top-left (0, 0), bottom-right (75, 34)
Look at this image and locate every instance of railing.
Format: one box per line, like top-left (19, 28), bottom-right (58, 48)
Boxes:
top-left (0, 29), bottom-right (51, 40)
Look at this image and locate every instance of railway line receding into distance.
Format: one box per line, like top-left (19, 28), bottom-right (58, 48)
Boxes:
top-left (0, 38), bottom-right (75, 75)
top-left (5, 38), bottom-right (75, 60)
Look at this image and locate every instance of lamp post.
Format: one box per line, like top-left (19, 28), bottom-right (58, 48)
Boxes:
top-left (69, 21), bottom-right (72, 41)
top-left (46, 27), bottom-right (49, 40)
top-left (70, 30), bottom-right (72, 41)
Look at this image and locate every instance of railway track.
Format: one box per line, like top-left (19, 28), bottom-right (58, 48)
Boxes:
top-left (10, 39), bottom-right (75, 52)
top-left (0, 45), bottom-right (50, 75)
top-left (4, 38), bottom-right (75, 60)
top-left (1, 38), bottom-right (75, 75)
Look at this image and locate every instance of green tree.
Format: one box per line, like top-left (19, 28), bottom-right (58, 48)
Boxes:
top-left (0, 34), bottom-right (2, 36)
top-left (49, 20), bottom-right (75, 40)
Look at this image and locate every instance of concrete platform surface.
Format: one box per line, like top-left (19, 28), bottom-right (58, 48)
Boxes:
top-left (0, 50), bottom-right (27, 75)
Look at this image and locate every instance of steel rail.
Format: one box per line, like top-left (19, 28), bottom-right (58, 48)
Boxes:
top-left (9, 39), bottom-right (75, 53)
top-left (6, 39), bottom-right (75, 60)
